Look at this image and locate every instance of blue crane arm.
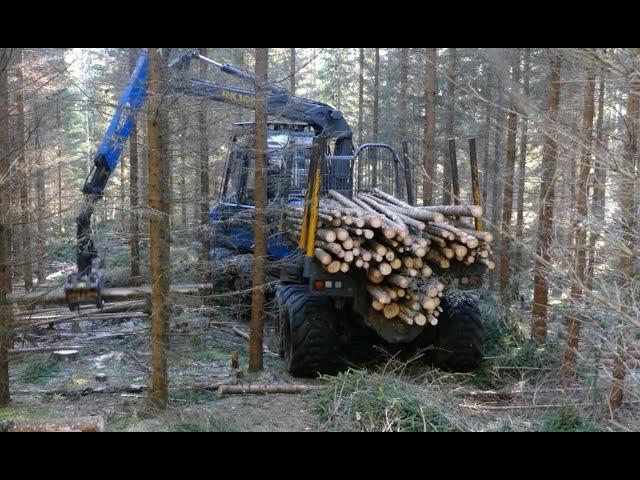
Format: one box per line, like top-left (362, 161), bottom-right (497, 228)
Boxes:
top-left (82, 49), bottom-right (148, 196)
top-left (76, 48), bottom-right (354, 277)
top-left (96, 49), bottom-right (149, 173)
top-left (171, 77), bottom-right (354, 155)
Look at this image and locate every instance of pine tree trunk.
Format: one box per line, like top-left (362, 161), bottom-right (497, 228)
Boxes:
top-left (198, 48), bottom-right (211, 281)
top-left (489, 77), bottom-right (505, 291)
top-left (56, 98), bottom-right (63, 237)
top-left (120, 147), bottom-right (126, 229)
top-left (586, 70), bottom-right (607, 289)
top-left (147, 48), bottom-right (171, 410)
top-left (514, 48), bottom-right (531, 295)
top-left (423, 48), bottom-right (437, 206)
top-left (499, 49), bottom-right (520, 301)
top-left (609, 48), bottom-right (640, 410)
top-left (531, 50), bottom-right (562, 342)
top-left (179, 114), bottom-right (188, 227)
top-left (290, 48), bottom-right (296, 95)
top-left (15, 49), bottom-right (32, 291)
top-left (442, 48), bottom-right (456, 205)
top-left (398, 48), bottom-right (409, 199)
top-left (0, 47), bottom-right (13, 406)
top-left (129, 49), bottom-right (141, 285)
top-left (34, 130), bottom-right (46, 284)
top-left (357, 48), bottom-right (364, 186)
top-left (249, 47), bottom-right (269, 373)
top-left (562, 60), bottom-right (596, 376)
top-left (481, 70), bottom-right (493, 206)
top-left (372, 48), bottom-right (380, 188)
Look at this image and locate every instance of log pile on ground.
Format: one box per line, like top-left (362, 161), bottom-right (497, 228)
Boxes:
top-left (287, 188), bottom-right (494, 327)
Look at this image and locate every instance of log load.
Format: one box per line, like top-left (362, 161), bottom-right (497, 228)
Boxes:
top-left (285, 189), bottom-right (494, 328)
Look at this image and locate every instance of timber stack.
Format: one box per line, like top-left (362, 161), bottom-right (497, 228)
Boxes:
top-left (286, 188), bottom-right (494, 327)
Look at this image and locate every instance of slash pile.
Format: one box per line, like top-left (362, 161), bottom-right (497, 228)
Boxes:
top-left (286, 188), bottom-right (494, 327)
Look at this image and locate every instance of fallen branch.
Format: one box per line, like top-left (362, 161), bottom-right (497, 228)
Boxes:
top-left (14, 312), bottom-right (148, 332)
top-left (218, 384), bottom-right (325, 395)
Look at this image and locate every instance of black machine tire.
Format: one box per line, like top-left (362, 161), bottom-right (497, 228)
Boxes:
top-left (432, 292), bottom-right (484, 372)
top-left (276, 284), bottom-right (343, 377)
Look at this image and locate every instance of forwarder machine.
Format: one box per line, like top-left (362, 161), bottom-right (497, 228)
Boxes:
top-left (65, 49), bottom-right (485, 376)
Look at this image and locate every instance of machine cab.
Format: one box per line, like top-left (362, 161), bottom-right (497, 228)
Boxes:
top-left (209, 121), bottom-right (316, 259)
top-left (220, 121), bottom-right (316, 206)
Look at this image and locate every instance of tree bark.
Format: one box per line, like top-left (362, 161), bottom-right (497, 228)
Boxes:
top-left (357, 48), bottom-right (364, 186)
top-left (147, 47), bottom-right (171, 410)
top-left (179, 113), bottom-right (188, 227)
top-left (249, 48), bottom-right (268, 373)
top-left (398, 48), bottom-right (409, 200)
top-left (289, 48), bottom-right (296, 95)
top-left (4, 416), bottom-right (104, 432)
top-left (372, 48), bottom-right (380, 188)
top-left (198, 48), bottom-right (211, 281)
top-left (129, 49), bottom-right (141, 285)
top-left (531, 50), bottom-right (562, 342)
top-left (514, 48), bottom-right (531, 295)
top-left (586, 68), bottom-right (607, 289)
top-left (499, 49), bottom-right (520, 301)
top-left (34, 128), bottom-right (46, 284)
top-left (442, 48), bottom-right (456, 205)
top-left (562, 59), bottom-right (596, 376)
top-left (610, 48), bottom-right (640, 410)
top-left (423, 48), bottom-right (437, 206)
top-left (489, 76), bottom-right (505, 291)
top-left (56, 98), bottom-right (63, 237)
top-left (481, 70), bottom-right (493, 206)
top-left (0, 47), bottom-right (13, 406)
top-left (15, 49), bottom-right (33, 291)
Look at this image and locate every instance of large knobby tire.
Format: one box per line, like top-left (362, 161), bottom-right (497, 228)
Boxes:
top-left (433, 292), bottom-right (484, 372)
top-left (276, 284), bottom-right (343, 378)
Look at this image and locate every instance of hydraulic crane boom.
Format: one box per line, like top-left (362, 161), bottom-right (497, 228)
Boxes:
top-left (66, 48), bottom-right (355, 310)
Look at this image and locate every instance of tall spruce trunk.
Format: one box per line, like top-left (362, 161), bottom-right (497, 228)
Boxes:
top-left (531, 50), bottom-right (562, 342)
top-left (56, 99), bottom-right (63, 238)
top-left (0, 47), bottom-right (13, 406)
top-left (609, 48), bottom-right (640, 410)
top-left (398, 48), bottom-right (409, 199)
top-left (442, 48), bottom-right (456, 204)
top-left (489, 78), bottom-right (505, 291)
top-left (15, 49), bottom-right (32, 291)
top-left (514, 48), bottom-right (531, 296)
top-left (357, 48), bottom-right (364, 187)
top-left (499, 49), bottom-right (521, 301)
top-left (34, 129), bottom-right (46, 284)
top-left (129, 49), bottom-right (141, 285)
top-left (481, 70), bottom-right (493, 206)
top-left (562, 61), bottom-right (596, 376)
top-left (179, 114), bottom-right (188, 227)
top-left (372, 48), bottom-right (380, 188)
top-left (249, 48), bottom-right (269, 373)
top-left (423, 48), bottom-right (437, 206)
top-left (147, 48), bottom-right (171, 410)
top-left (198, 48), bottom-right (211, 281)
top-left (290, 48), bottom-right (296, 94)
top-left (586, 70), bottom-right (607, 289)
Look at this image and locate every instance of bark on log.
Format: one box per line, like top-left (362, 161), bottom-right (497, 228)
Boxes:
top-left (218, 384), bottom-right (324, 395)
top-left (4, 416), bottom-right (104, 432)
top-left (425, 205), bottom-right (483, 218)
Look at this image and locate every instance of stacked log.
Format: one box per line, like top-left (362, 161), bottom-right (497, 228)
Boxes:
top-left (286, 188), bottom-right (494, 327)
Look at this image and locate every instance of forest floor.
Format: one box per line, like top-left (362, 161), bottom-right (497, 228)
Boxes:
top-left (2, 239), bottom-right (639, 432)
